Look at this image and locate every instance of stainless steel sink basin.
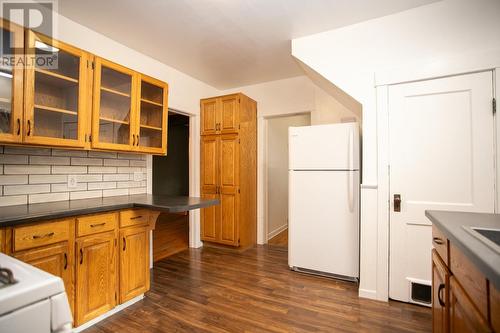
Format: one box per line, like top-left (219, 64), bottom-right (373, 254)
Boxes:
top-left (463, 226), bottom-right (500, 253)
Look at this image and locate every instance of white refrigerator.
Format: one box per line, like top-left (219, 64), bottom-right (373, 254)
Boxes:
top-left (288, 123), bottom-right (360, 281)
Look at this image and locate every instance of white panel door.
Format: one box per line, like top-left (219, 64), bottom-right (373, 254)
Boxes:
top-left (389, 71), bottom-right (495, 302)
top-left (289, 170), bottom-right (359, 278)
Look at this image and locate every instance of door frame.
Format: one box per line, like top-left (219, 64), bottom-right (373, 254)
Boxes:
top-left (375, 68), bottom-right (498, 302)
top-left (261, 112), bottom-right (312, 244)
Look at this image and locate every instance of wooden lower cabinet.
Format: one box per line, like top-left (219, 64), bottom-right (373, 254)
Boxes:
top-left (13, 242), bottom-right (74, 314)
top-left (432, 250), bottom-right (449, 333)
top-left (119, 226), bottom-right (150, 303)
top-left (75, 230), bottom-right (117, 326)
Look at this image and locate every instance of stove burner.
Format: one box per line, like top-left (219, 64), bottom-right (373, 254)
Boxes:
top-left (0, 266), bottom-right (17, 287)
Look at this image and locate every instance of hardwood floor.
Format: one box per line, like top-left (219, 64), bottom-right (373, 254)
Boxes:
top-left (268, 229), bottom-right (288, 247)
top-left (83, 246), bottom-right (431, 333)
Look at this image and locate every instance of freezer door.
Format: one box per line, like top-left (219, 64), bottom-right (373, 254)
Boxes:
top-left (289, 123), bottom-right (359, 170)
top-left (288, 170), bottom-right (359, 278)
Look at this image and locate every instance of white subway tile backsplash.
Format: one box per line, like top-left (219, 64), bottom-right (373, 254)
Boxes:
top-left (0, 154), bottom-right (29, 164)
top-left (29, 192), bottom-right (69, 204)
top-left (52, 166), bottom-right (87, 174)
top-left (71, 157), bottom-right (103, 166)
top-left (88, 182), bottom-right (116, 190)
top-left (70, 190), bottom-right (102, 200)
top-left (4, 184), bottom-right (50, 195)
top-left (29, 174), bottom-right (67, 184)
top-left (0, 146), bottom-right (150, 206)
top-left (0, 195), bottom-right (28, 206)
top-left (30, 155), bottom-right (70, 165)
top-left (4, 165), bottom-right (51, 174)
top-left (88, 166), bottom-right (116, 174)
top-left (0, 175), bottom-right (29, 185)
top-left (103, 188), bottom-right (128, 197)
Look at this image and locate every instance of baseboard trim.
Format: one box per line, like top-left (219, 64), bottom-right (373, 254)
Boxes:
top-left (358, 288), bottom-right (378, 300)
top-left (267, 224), bottom-right (288, 240)
top-left (72, 294), bottom-right (144, 332)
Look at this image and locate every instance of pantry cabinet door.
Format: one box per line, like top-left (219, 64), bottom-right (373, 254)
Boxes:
top-left (0, 19), bottom-right (23, 144)
top-left (201, 98), bottom-right (218, 135)
top-left (76, 231), bottom-right (116, 326)
top-left (135, 74), bottom-right (168, 154)
top-left (24, 30), bottom-right (88, 148)
top-left (92, 57), bottom-right (137, 151)
top-left (219, 95), bottom-right (239, 134)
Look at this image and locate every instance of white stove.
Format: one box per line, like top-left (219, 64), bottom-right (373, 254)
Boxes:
top-left (0, 253), bottom-right (73, 333)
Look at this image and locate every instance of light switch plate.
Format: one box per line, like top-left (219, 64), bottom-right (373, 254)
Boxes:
top-left (133, 172), bottom-right (142, 182)
top-left (67, 175), bottom-right (78, 188)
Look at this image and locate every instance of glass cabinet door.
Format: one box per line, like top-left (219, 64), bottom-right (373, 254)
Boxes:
top-left (0, 20), bottom-right (23, 143)
top-left (92, 58), bottom-right (137, 150)
top-left (24, 31), bottom-right (88, 147)
top-left (135, 76), bottom-right (168, 154)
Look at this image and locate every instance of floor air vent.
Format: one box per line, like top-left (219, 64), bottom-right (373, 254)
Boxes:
top-left (411, 282), bottom-right (431, 306)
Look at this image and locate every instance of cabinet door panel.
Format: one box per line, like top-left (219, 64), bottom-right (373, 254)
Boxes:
top-left (14, 242), bottom-right (74, 315)
top-left (220, 134), bottom-right (239, 189)
top-left (76, 231), bottom-right (116, 326)
top-left (201, 193), bottom-right (218, 242)
top-left (24, 31), bottom-right (87, 148)
top-left (449, 277), bottom-right (491, 333)
top-left (432, 250), bottom-right (449, 333)
top-left (120, 226), bottom-right (149, 303)
top-left (220, 95), bottom-right (239, 133)
top-left (0, 20), bottom-right (23, 144)
top-left (201, 136), bottom-right (219, 193)
top-left (219, 193), bottom-right (238, 245)
top-left (201, 98), bottom-right (218, 135)
top-left (136, 75), bottom-right (168, 154)
top-left (92, 57), bottom-right (137, 151)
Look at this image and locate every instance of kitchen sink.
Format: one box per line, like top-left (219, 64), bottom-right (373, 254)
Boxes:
top-left (464, 226), bottom-right (500, 253)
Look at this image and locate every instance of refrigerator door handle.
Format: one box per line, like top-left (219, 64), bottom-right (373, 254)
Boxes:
top-left (348, 129), bottom-right (354, 212)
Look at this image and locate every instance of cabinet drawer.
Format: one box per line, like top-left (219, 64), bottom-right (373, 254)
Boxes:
top-left (432, 224), bottom-right (448, 265)
top-left (77, 212), bottom-right (117, 237)
top-left (14, 219), bottom-right (70, 252)
top-left (450, 243), bottom-right (489, 320)
top-left (120, 209), bottom-right (150, 228)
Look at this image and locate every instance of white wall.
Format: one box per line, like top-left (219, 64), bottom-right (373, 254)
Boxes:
top-left (291, 0), bottom-right (500, 300)
top-left (267, 114), bottom-right (311, 239)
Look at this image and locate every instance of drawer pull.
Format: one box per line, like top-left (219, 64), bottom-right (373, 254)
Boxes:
top-left (130, 216), bottom-right (143, 220)
top-left (90, 222), bottom-right (106, 228)
top-left (64, 253), bottom-right (68, 270)
top-left (433, 237), bottom-right (444, 245)
top-left (80, 248), bottom-right (83, 265)
top-left (32, 232), bottom-right (55, 240)
top-left (438, 283), bottom-right (445, 306)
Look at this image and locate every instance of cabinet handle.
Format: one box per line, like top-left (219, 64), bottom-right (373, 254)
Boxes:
top-left (64, 253), bottom-right (68, 270)
top-left (32, 232), bottom-right (54, 239)
top-left (433, 237), bottom-right (444, 245)
top-left (438, 283), bottom-right (445, 306)
top-left (123, 237), bottom-right (126, 251)
top-left (16, 118), bottom-right (20, 135)
top-left (79, 248), bottom-right (83, 265)
top-left (136, 134), bottom-right (140, 146)
top-left (130, 215), bottom-right (143, 220)
top-left (132, 134), bottom-right (136, 146)
top-left (27, 120), bottom-right (31, 136)
top-left (90, 222), bottom-right (106, 228)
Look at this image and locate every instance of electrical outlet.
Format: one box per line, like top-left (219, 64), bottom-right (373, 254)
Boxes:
top-left (133, 172), bottom-right (142, 182)
top-left (67, 175), bottom-right (78, 189)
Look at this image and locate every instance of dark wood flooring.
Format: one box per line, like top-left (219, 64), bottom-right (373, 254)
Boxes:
top-left (84, 246), bottom-right (431, 333)
top-left (268, 229), bottom-right (288, 247)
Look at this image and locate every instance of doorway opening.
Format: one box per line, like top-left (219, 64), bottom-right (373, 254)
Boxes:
top-left (152, 111), bottom-right (190, 262)
top-left (265, 113), bottom-right (311, 247)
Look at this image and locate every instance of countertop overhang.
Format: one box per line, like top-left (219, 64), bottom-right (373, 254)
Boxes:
top-left (426, 210), bottom-right (500, 290)
top-left (0, 194), bottom-right (219, 227)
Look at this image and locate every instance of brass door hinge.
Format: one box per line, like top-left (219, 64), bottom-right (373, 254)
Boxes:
top-left (493, 98), bottom-right (497, 115)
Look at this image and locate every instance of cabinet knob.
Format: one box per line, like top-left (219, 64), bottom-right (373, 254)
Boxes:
top-left (437, 283), bottom-right (445, 306)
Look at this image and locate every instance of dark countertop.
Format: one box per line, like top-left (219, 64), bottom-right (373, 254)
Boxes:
top-left (426, 210), bottom-right (500, 289)
top-left (0, 194), bottom-right (219, 227)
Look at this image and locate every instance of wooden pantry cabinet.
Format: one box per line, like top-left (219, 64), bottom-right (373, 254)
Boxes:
top-left (1, 208), bottom-right (156, 328)
top-left (0, 19), bottom-right (169, 155)
top-left (200, 93), bottom-right (257, 247)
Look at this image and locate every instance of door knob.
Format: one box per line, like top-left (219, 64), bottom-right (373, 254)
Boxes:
top-left (394, 194), bottom-right (401, 212)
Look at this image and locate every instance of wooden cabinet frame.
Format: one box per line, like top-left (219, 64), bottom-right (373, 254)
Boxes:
top-left (0, 19), bottom-right (24, 144)
top-left (24, 30), bottom-right (89, 148)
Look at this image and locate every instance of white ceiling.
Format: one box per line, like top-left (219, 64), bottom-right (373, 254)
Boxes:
top-left (56, 0), bottom-right (439, 89)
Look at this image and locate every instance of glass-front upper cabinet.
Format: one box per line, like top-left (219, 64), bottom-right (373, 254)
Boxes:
top-left (24, 31), bottom-right (89, 148)
top-left (0, 20), bottom-right (24, 143)
top-left (92, 57), bottom-right (138, 151)
top-left (135, 75), bottom-right (168, 154)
